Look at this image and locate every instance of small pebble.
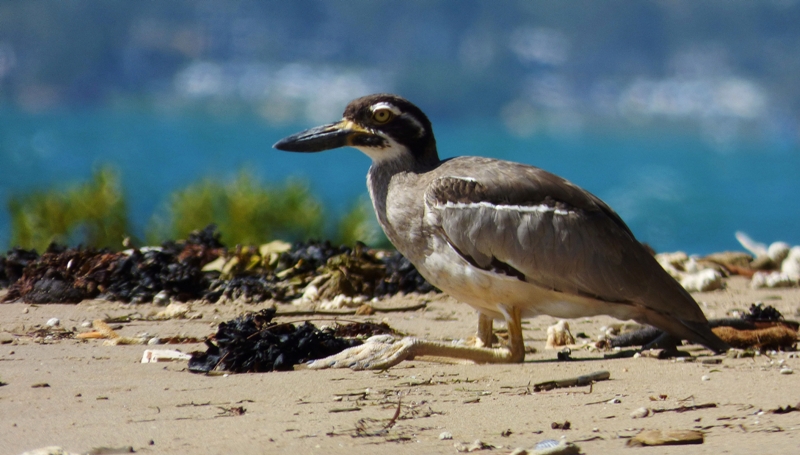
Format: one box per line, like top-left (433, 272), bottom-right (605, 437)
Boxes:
top-left (439, 431), bottom-right (453, 440)
top-left (23, 307), bottom-right (29, 314)
top-left (147, 337), bottom-right (161, 345)
top-left (46, 318), bottom-right (60, 327)
top-left (81, 321), bottom-right (92, 328)
top-left (701, 375), bottom-right (711, 381)
top-left (780, 368), bottom-right (793, 375)
top-left (153, 290), bottom-right (170, 306)
top-left (630, 407), bottom-right (651, 419)
top-left (607, 397), bottom-right (621, 404)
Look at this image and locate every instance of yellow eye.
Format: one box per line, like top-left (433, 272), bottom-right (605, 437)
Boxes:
top-left (372, 108), bottom-right (394, 124)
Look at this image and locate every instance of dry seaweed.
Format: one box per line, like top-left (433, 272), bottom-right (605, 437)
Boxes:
top-left (188, 307), bottom-right (362, 373)
top-left (1, 225), bottom-right (224, 304)
top-left (1, 226), bottom-right (437, 305)
top-left (608, 303), bottom-right (796, 350)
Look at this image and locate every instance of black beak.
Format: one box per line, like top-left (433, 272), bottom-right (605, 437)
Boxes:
top-left (273, 120), bottom-right (356, 153)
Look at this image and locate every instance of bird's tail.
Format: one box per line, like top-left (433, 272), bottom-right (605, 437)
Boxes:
top-left (680, 320), bottom-right (731, 354)
top-left (644, 312), bottom-right (730, 353)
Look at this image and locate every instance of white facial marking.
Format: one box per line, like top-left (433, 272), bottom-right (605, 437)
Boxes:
top-left (370, 102), bottom-right (402, 116)
top-left (354, 136), bottom-right (409, 163)
top-left (439, 201), bottom-right (574, 216)
top-left (400, 112), bottom-right (425, 138)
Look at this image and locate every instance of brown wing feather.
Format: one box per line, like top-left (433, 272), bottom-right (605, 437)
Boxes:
top-left (425, 157), bottom-right (708, 324)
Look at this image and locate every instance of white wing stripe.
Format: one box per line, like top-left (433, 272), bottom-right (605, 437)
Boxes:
top-left (438, 201), bottom-right (574, 216)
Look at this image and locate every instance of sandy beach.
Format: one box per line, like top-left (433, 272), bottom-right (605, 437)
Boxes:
top-left (1, 276), bottom-right (799, 455)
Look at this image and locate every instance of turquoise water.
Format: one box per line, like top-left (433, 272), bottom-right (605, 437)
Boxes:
top-left (1, 107), bottom-right (798, 254)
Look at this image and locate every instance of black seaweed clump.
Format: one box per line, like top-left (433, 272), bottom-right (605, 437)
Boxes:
top-left (376, 251), bottom-right (437, 296)
top-left (276, 240), bottom-right (352, 275)
top-left (1, 225), bottom-right (224, 304)
top-left (1, 227), bottom-right (437, 304)
top-left (188, 307), bottom-right (362, 373)
top-left (743, 303), bottom-right (783, 321)
top-left (0, 247), bottom-right (40, 289)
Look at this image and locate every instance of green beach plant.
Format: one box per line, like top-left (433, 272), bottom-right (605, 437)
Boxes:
top-left (8, 167), bottom-right (129, 252)
top-left (7, 166), bottom-right (389, 251)
top-left (147, 171), bottom-right (325, 246)
top-left (336, 197), bottom-right (390, 249)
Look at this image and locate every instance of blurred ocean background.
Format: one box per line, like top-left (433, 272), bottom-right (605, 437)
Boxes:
top-left (1, 0), bottom-right (799, 254)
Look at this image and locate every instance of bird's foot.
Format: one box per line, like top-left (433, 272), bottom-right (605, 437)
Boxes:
top-left (307, 335), bottom-right (417, 370)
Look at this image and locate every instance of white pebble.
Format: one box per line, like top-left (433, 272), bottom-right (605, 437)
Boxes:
top-left (680, 268), bottom-right (723, 292)
top-left (630, 407), bottom-right (651, 419)
top-left (439, 431), bottom-right (453, 440)
top-left (607, 397), bottom-right (621, 404)
top-left (153, 290), bottom-right (170, 306)
top-left (701, 375), bottom-right (711, 381)
top-left (23, 307), bottom-right (29, 314)
top-left (46, 318), bottom-right (60, 327)
top-left (780, 368), bottom-right (794, 375)
top-left (81, 321), bottom-right (92, 328)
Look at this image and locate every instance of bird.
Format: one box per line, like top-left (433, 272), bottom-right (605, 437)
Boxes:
top-left (273, 93), bottom-right (729, 370)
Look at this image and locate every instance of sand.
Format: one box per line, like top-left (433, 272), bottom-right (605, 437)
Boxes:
top-left (1, 276), bottom-right (799, 455)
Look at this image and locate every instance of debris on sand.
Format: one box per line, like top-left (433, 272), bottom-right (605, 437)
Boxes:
top-left (545, 320), bottom-right (575, 349)
top-left (607, 303), bottom-right (798, 352)
top-left (141, 349), bottom-right (192, 363)
top-left (625, 429), bottom-right (703, 447)
top-left (533, 370), bottom-right (610, 392)
top-left (509, 439), bottom-right (581, 455)
top-left (187, 307), bottom-right (397, 373)
top-left (655, 252), bottom-right (724, 292)
top-left (0, 226), bottom-right (224, 304)
top-left (0, 226), bottom-right (437, 305)
top-left (16, 447), bottom-right (82, 455)
top-left (453, 439), bottom-right (498, 452)
top-left (734, 232), bottom-right (800, 286)
top-left (713, 325), bottom-right (797, 350)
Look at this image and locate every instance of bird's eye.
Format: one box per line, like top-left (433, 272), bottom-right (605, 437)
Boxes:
top-left (372, 108), bottom-right (394, 124)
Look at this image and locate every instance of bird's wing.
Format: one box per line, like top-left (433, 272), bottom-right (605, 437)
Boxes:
top-left (423, 158), bottom-right (706, 323)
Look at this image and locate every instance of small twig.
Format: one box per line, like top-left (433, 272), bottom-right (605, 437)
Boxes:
top-left (533, 370), bottom-right (611, 392)
top-left (383, 400), bottom-right (402, 431)
top-left (651, 403), bottom-right (717, 414)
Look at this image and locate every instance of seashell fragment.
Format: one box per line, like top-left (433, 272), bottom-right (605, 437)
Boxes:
top-left (750, 271), bottom-right (796, 289)
top-left (531, 439), bottom-right (581, 455)
top-left (141, 349), bottom-right (192, 363)
top-left (679, 268), bottom-right (723, 292)
top-left (781, 246), bottom-right (800, 281)
top-left (546, 320), bottom-right (575, 349)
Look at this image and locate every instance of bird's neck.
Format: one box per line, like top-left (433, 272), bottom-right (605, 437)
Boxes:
top-left (366, 149), bottom-right (440, 242)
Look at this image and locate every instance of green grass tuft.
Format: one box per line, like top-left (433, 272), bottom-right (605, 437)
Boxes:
top-left (8, 167), bottom-right (129, 252)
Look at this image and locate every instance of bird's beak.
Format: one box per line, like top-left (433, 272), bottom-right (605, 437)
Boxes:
top-left (273, 119), bottom-right (370, 153)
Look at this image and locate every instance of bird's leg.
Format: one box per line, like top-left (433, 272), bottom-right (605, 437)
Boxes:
top-left (476, 312), bottom-right (494, 348)
top-left (307, 304), bottom-right (525, 370)
top-left (499, 305), bottom-right (525, 363)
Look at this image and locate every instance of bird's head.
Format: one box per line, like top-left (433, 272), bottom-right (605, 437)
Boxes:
top-left (273, 94), bottom-right (439, 166)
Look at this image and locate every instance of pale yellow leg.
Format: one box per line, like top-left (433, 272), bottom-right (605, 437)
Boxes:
top-left (308, 304), bottom-right (526, 370)
top-left (476, 312), bottom-right (494, 348)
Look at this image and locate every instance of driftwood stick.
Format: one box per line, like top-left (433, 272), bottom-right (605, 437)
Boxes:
top-left (533, 370), bottom-right (611, 392)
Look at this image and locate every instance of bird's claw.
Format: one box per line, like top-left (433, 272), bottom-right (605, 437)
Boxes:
top-left (307, 335), bottom-right (416, 370)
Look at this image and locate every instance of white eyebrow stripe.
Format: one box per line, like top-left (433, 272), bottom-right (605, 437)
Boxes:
top-left (371, 102), bottom-right (402, 115)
